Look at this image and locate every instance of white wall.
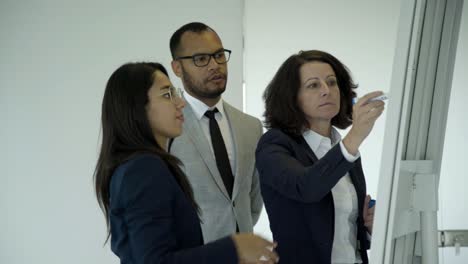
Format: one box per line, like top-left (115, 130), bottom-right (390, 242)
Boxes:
top-left (438, 1), bottom-right (468, 263)
top-left (0, 1), bottom-right (243, 263)
top-left (244, 0), bottom-right (402, 240)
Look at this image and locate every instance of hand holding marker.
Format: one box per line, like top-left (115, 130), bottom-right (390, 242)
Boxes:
top-left (352, 93), bottom-right (388, 105)
top-left (351, 93), bottom-right (384, 209)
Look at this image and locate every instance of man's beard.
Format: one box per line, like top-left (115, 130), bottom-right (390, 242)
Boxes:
top-left (181, 67), bottom-right (226, 99)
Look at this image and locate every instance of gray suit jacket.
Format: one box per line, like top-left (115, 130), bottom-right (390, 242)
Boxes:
top-left (170, 101), bottom-right (263, 243)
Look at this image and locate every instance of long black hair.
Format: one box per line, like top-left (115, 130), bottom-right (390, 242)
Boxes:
top-left (94, 62), bottom-right (199, 242)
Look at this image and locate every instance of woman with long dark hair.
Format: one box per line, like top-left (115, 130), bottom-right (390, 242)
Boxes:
top-left (94, 62), bottom-right (278, 264)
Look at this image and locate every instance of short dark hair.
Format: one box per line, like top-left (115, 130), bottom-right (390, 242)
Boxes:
top-left (169, 22), bottom-right (215, 59)
top-left (263, 50), bottom-right (358, 136)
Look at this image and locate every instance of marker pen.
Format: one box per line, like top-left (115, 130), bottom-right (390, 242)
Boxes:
top-left (352, 93), bottom-right (388, 105)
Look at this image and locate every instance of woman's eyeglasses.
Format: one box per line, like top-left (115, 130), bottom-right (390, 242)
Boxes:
top-left (160, 86), bottom-right (183, 103)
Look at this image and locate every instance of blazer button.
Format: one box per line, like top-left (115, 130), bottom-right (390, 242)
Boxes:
top-left (232, 201), bottom-right (236, 207)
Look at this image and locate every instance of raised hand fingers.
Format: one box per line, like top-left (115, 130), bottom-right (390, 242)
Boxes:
top-left (366, 104), bottom-right (385, 119)
top-left (355, 91), bottom-right (384, 107)
top-left (357, 99), bottom-right (384, 115)
top-left (354, 99), bottom-right (385, 121)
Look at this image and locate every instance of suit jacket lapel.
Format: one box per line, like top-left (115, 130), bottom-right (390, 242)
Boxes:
top-left (183, 104), bottom-right (231, 200)
top-left (223, 102), bottom-right (247, 200)
top-left (298, 136), bottom-right (319, 164)
top-left (349, 160), bottom-right (364, 199)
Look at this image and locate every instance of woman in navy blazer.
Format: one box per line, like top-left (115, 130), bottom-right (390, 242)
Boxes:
top-left (256, 50), bottom-right (385, 264)
top-left (94, 62), bottom-right (278, 264)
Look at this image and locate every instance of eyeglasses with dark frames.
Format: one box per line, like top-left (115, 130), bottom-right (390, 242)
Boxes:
top-left (176, 49), bottom-right (232, 67)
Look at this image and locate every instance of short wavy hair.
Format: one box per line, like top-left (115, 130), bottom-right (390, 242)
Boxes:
top-left (263, 50), bottom-right (358, 136)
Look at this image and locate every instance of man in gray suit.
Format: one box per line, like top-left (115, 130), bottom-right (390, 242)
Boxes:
top-left (169, 22), bottom-right (263, 243)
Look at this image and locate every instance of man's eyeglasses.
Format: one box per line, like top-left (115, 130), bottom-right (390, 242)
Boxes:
top-left (176, 49), bottom-right (232, 67)
top-left (160, 86), bottom-right (183, 103)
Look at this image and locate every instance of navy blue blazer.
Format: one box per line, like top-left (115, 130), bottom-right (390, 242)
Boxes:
top-left (109, 154), bottom-right (238, 264)
top-left (255, 129), bottom-right (370, 264)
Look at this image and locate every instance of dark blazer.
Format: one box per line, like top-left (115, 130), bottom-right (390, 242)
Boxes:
top-left (255, 129), bottom-right (370, 264)
top-left (109, 154), bottom-right (238, 264)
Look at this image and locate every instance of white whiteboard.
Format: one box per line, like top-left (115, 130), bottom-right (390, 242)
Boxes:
top-left (371, 0), bottom-right (464, 263)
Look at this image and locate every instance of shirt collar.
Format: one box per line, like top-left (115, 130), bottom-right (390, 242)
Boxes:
top-left (302, 127), bottom-right (341, 153)
top-left (183, 91), bottom-right (226, 120)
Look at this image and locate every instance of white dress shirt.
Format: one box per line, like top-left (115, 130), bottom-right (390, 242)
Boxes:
top-left (183, 91), bottom-right (236, 176)
top-left (302, 128), bottom-right (363, 264)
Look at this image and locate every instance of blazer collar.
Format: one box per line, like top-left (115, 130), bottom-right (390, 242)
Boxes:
top-left (302, 127), bottom-right (341, 153)
top-left (183, 92), bottom-right (226, 120)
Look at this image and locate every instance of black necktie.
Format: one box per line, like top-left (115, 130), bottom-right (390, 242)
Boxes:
top-left (204, 108), bottom-right (234, 198)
